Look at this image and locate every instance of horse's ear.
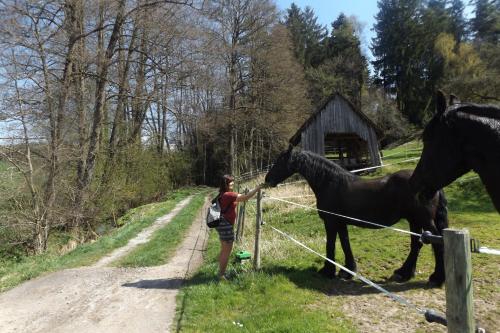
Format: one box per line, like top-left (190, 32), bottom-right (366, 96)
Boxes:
top-left (449, 94), bottom-right (460, 105)
top-left (436, 90), bottom-right (447, 116)
top-left (287, 143), bottom-right (294, 152)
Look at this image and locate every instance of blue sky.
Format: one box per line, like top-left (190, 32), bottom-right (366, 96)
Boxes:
top-left (275, 0), bottom-right (474, 61)
top-left (275, 0), bottom-right (380, 60)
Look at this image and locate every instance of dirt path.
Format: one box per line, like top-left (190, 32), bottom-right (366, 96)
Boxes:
top-left (0, 196), bottom-right (210, 333)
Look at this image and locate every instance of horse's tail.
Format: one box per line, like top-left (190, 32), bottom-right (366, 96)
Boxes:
top-left (435, 190), bottom-right (449, 232)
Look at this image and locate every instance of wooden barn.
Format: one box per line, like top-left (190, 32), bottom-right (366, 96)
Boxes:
top-left (290, 94), bottom-right (382, 170)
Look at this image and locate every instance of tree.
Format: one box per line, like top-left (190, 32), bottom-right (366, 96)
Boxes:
top-left (470, 0), bottom-right (500, 44)
top-left (362, 87), bottom-right (411, 147)
top-left (372, 0), bottom-right (423, 123)
top-left (0, 0), bottom-right (85, 252)
top-left (204, 0), bottom-right (278, 175)
top-left (0, 0), bottom-right (197, 252)
top-left (283, 4), bottom-right (327, 68)
top-left (371, 0), bottom-right (470, 125)
top-left (284, 3), bottom-right (307, 65)
top-left (448, 0), bottom-right (467, 43)
top-left (435, 33), bottom-right (499, 102)
top-left (301, 6), bottom-right (328, 67)
top-left (319, 14), bottom-right (368, 109)
top-left (284, 6), bottom-right (368, 110)
top-left (246, 23), bottom-right (312, 165)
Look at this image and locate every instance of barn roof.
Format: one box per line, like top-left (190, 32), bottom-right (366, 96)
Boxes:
top-left (289, 93), bottom-right (383, 146)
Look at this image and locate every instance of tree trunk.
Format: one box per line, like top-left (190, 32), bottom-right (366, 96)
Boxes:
top-left (79, 0), bottom-right (126, 214)
top-left (34, 0), bottom-right (79, 247)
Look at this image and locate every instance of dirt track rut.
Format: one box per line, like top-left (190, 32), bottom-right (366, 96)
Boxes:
top-left (0, 196), bottom-right (209, 333)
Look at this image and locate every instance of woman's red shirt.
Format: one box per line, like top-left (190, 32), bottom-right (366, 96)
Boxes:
top-left (219, 191), bottom-right (238, 224)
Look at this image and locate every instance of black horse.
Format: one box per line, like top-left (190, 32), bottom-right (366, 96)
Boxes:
top-left (410, 91), bottom-right (500, 213)
top-left (265, 148), bottom-right (449, 286)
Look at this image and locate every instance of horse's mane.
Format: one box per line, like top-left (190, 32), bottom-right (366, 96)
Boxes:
top-left (446, 103), bottom-right (500, 121)
top-left (292, 150), bottom-right (357, 187)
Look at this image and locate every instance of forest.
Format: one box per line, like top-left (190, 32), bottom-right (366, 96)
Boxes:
top-left (0, 0), bottom-right (498, 256)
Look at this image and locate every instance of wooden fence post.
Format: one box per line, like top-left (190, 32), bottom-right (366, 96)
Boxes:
top-left (443, 228), bottom-right (475, 333)
top-left (235, 188), bottom-right (248, 242)
top-left (253, 189), bottom-right (262, 270)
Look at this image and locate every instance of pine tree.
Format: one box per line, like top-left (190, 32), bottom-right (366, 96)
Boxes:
top-left (309, 14), bottom-right (367, 109)
top-left (448, 0), bottom-right (467, 43)
top-left (283, 4), bottom-right (327, 68)
top-left (470, 0), bottom-right (499, 44)
top-left (421, 0), bottom-right (453, 109)
top-left (371, 0), bottom-right (425, 123)
top-left (284, 3), bottom-right (307, 65)
top-left (301, 6), bottom-right (328, 67)
top-left (371, 0), bottom-right (467, 124)
top-left (284, 6), bottom-right (368, 110)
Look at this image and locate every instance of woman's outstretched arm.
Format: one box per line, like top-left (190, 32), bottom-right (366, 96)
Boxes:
top-left (235, 183), bottom-right (266, 202)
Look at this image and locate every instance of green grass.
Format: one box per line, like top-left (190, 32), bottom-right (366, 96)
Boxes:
top-left (0, 188), bottom-right (194, 292)
top-left (0, 160), bottom-right (21, 209)
top-left (115, 193), bottom-right (207, 267)
top-left (380, 141), bottom-right (423, 164)
top-left (175, 140), bottom-right (500, 332)
top-left (0, 159), bottom-right (7, 172)
top-left (0, 159), bottom-right (24, 190)
top-left (175, 225), bottom-right (356, 333)
top-left (175, 199), bottom-right (357, 332)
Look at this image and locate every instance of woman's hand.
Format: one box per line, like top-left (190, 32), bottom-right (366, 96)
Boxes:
top-left (236, 184), bottom-right (265, 202)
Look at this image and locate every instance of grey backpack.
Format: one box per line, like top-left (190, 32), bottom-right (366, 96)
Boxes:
top-left (206, 194), bottom-right (231, 228)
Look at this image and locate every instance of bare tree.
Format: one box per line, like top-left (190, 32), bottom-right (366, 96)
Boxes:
top-left (0, 0), bottom-right (84, 252)
top-left (0, 0), bottom-right (312, 255)
top-left (204, 0), bottom-right (278, 175)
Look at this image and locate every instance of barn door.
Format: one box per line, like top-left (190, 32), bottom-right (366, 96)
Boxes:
top-left (324, 133), bottom-right (370, 170)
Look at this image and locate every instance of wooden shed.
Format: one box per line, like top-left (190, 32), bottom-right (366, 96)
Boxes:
top-left (290, 94), bottom-right (382, 170)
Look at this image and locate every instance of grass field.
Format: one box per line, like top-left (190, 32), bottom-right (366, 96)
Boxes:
top-left (0, 188), bottom-right (197, 292)
top-left (0, 159), bottom-right (23, 187)
top-left (175, 142), bottom-right (500, 333)
top-left (0, 159), bottom-right (22, 207)
top-left (114, 193), bottom-right (207, 267)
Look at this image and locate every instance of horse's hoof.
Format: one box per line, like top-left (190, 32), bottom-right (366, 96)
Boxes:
top-left (338, 269), bottom-right (354, 280)
top-left (318, 267), bottom-right (336, 279)
top-left (427, 273), bottom-right (445, 288)
top-left (389, 273), bottom-right (405, 282)
top-left (426, 279), bottom-right (444, 288)
top-left (391, 268), bottom-right (414, 282)
top-left (390, 272), bottom-right (412, 283)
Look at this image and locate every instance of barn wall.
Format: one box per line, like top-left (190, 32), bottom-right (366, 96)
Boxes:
top-left (300, 97), bottom-right (381, 166)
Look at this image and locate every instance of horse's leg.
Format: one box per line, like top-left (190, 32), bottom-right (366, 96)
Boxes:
top-left (392, 222), bottom-right (422, 282)
top-left (425, 220), bottom-right (446, 287)
top-left (318, 219), bottom-right (337, 279)
top-left (427, 191), bottom-right (448, 287)
top-left (337, 223), bottom-right (356, 280)
top-left (427, 225), bottom-right (446, 287)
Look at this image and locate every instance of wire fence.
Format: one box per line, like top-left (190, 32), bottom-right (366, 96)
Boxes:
top-left (274, 157), bottom-right (422, 188)
top-left (259, 193), bottom-right (494, 331)
top-left (350, 157), bottom-right (420, 173)
top-left (265, 195), bottom-right (420, 237)
top-left (267, 224), bottom-right (437, 319)
top-left (264, 195), bottom-right (500, 256)
top-left (381, 147), bottom-right (423, 159)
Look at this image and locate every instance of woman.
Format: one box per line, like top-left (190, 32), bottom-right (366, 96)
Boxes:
top-left (216, 174), bottom-right (263, 280)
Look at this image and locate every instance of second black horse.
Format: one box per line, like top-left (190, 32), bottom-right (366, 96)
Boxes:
top-left (265, 148), bottom-right (448, 286)
top-left (411, 91), bottom-right (500, 213)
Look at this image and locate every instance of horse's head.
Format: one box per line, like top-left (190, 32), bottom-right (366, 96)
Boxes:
top-left (411, 91), bottom-right (468, 199)
top-left (265, 146), bottom-right (296, 187)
